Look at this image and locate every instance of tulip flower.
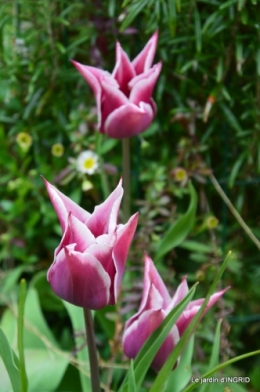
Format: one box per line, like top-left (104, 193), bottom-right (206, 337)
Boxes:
top-left (43, 178), bottom-right (138, 309)
top-left (122, 255), bottom-right (228, 372)
top-left (71, 31), bottom-right (161, 139)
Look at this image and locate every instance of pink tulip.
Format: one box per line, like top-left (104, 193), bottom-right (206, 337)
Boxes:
top-left (122, 254), bottom-right (228, 372)
top-left (71, 31), bottom-right (161, 139)
top-left (43, 178), bottom-right (138, 309)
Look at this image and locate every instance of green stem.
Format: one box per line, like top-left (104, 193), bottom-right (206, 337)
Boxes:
top-left (83, 308), bottom-right (101, 392)
top-left (96, 132), bottom-right (110, 199)
top-left (209, 173), bottom-right (260, 251)
top-left (18, 279), bottom-right (28, 392)
top-left (122, 138), bottom-right (131, 222)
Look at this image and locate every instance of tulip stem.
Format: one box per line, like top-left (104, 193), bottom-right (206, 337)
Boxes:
top-left (96, 132), bottom-right (110, 199)
top-left (122, 137), bottom-right (131, 222)
top-left (83, 308), bottom-right (101, 392)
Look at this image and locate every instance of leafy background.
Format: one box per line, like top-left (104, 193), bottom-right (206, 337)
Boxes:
top-left (0, 0), bottom-right (260, 391)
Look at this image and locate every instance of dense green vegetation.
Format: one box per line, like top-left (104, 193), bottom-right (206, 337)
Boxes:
top-left (0, 1), bottom-right (260, 391)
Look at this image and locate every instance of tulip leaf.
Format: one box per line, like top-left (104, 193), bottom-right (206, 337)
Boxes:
top-left (118, 283), bottom-right (197, 392)
top-left (127, 360), bottom-right (137, 392)
top-left (0, 288), bottom-right (69, 391)
top-left (199, 319), bottom-right (222, 392)
top-left (163, 335), bottom-right (194, 392)
top-left (155, 182), bottom-right (198, 262)
top-left (0, 328), bottom-right (21, 392)
top-left (63, 301), bottom-right (91, 392)
top-left (149, 252), bottom-right (231, 392)
top-left (182, 349), bottom-right (260, 392)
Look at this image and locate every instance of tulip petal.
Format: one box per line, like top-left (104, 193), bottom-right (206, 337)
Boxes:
top-left (48, 246), bottom-right (111, 309)
top-left (166, 276), bottom-right (189, 313)
top-left (68, 214), bottom-right (96, 251)
top-left (176, 288), bottom-right (229, 335)
top-left (112, 212), bottom-right (138, 302)
top-left (71, 61), bottom-right (107, 129)
top-left (43, 177), bottom-right (90, 232)
top-left (86, 179), bottom-right (123, 237)
top-left (99, 79), bottom-right (129, 132)
top-left (129, 62), bottom-right (162, 107)
top-left (87, 232), bottom-right (117, 288)
top-left (132, 30), bottom-right (158, 74)
top-left (112, 42), bottom-right (136, 95)
top-left (123, 308), bottom-right (179, 372)
top-left (104, 101), bottom-right (154, 138)
top-left (143, 255), bottom-right (171, 311)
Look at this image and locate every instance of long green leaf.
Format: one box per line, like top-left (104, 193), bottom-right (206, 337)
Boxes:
top-left (194, 6), bottom-right (202, 53)
top-left (120, 0), bottom-right (153, 32)
top-left (18, 279), bottom-right (28, 392)
top-left (220, 103), bottom-right (243, 134)
top-left (0, 328), bottom-right (21, 392)
top-left (199, 319), bottom-right (222, 392)
top-left (128, 360), bottom-right (137, 392)
top-left (118, 284), bottom-right (197, 392)
top-left (164, 335), bottom-right (194, 392)
top-left (228, 151), bottom-right (247, 188)
top-left (149, 252), bottom-right (231, 392)
top-left (155, 182), bottom-right (197, 261)
top-left (63, 301), bottom-right (91, 392)
top-left (182, 349), bottom-right (260, 392)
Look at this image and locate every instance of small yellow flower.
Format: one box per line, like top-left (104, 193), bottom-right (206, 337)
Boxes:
top-left (173, 167), bottom-right (187, 182)
top-left (206, 216), bottom-right (219, 230)
top-left (51, 143), bottom-right (64, 157)
top-left (16, 132), bottom-right (32, 150)
top-left (77, 151), bottom-right (99, 175)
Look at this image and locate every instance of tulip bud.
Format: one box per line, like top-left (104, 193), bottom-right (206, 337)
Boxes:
top-left (123, 255), bottom-right (228, 371)
top-left (72, 31), bottom-right (161, 139)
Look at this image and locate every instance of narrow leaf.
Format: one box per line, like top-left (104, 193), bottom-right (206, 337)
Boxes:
top-left (0, 328), bottom-right (21, 392)
top-left (155, 182), bottom-right (197, 261)
top-left (63, 301), bottom-right (91, 392)
top-left (220, 103), bottom-right (243, 133)
top-left (200, 319), bottom-right (222, 392)
top-left (194, 6), bottom-right (202, 52)
top-left (182, 349), bottom-right (260, 392)
top-left (128, 360), bottom-right (137, 392)
top-left (18, 279), bottom-right (28, 392)
top-left (228, 152), bottom-right (247, 188)
top-left (164, 335), bottom-right (194, 392)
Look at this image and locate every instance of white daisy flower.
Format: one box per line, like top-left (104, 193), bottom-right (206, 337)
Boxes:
top-left (76, 151), bottom-right (99, 175)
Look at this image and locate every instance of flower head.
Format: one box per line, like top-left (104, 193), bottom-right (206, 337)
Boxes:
top-left (72, 31), bottom-right (161, 139)
top-left (51, 143), bottom-right (64, 157)
top-left (16, 132), bottom-right (32, 151)
top-left (122, 254), bottom-right (228, 371)
top-left (77, 150), bottom-right (99, 175)
top-left (43, 178), bottom-right (138, 309)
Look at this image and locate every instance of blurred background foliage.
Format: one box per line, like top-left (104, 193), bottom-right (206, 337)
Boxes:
top-left (1, 0), bottom-right (260, 391)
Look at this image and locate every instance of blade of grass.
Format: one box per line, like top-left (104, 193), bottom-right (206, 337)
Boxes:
top-left (200, 319), bottom-right (223, 392)
top-left (18, 279), bottom-right (28, 392)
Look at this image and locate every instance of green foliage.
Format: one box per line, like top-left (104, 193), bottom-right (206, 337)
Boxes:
top-left (0, 328), bottom-right (21, 392)
top-left (155, 181), bottom-right (198, 261)
top-left (1, 0), bottom-right (260, 390)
